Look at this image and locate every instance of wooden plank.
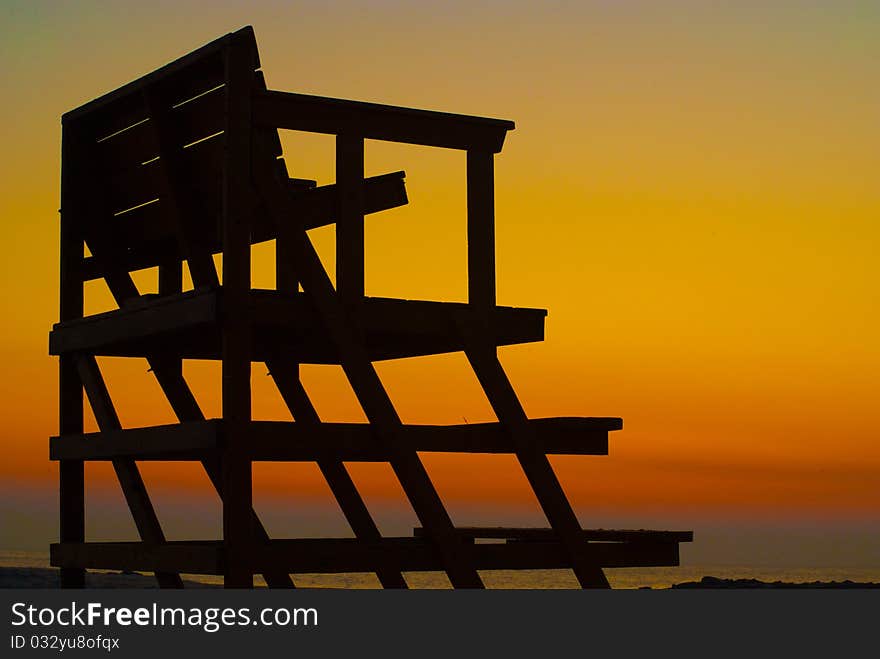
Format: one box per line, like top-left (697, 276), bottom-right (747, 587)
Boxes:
top-left (254, 90), bottom-right (514, 152)
top-left (87, 41), bottom-right (267, 208)
top-left (220, 39), bottom-right (255, 589)
top-left (51, 538), bottom-right (680, 575)
top-left (474, 540), bottom-right (681, 570)
top-left (48, 289), bottom-right (218, 356)
top-left (96, 86), bottom-right (226, 175)
top-left (257, 294), bottom-right (543, 363)
top-left (253, 538), bottom-right (677, 571)
top-left (276, 170), bottom-right (405, 239)
top-left (336, 134), bottom-right (365, 304)
top-left (92, 69), bottom-right (282, 256)
top-left (62, 26), bottom-right (258, 131)
top-left (49, 417), bottom-right (615, 461)
top-left (414, 527), bottom-right (694, 543)
top-left (81, 170), bottom-right (407, 281)
top-left (77, 139), bottom-right (144, 304)
top-left (143, 87), bottom-right (220, 288)
top-left (459, 327), bottom-right (611, 589)
top-left (104, 135), bottom-right (224, 224)
top-left (267, 357), bottom-right (408, 588)
top-left (75, 355), bottom-right (183, 588)
top-left (467, 151), bottom-right (496, 309)
top-left (253, 136), bottom-right (484, 588)
top-left (68, 55), bottom-right (223, 140)
top-left (51, 542), bottom-right (224, 575)
top-left (51, 319), bottom-right (546, 363)
top-left (50, 422), bottom-right (219, 460)
top-left (250, 292), bottom-right (546, 347)
top-left (252, 169), bottom-right (407, 258)
top-left (49, 291), bottom-right (547, 362)
top-left (248, 418), bottom-right (612, 459)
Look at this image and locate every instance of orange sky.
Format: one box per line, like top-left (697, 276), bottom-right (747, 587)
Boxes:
top-left (1, 2), bottom-right (878, 563)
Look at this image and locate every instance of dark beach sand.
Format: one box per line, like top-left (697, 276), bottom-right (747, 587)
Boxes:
top-left (672, 576), bottom-right (880, 589)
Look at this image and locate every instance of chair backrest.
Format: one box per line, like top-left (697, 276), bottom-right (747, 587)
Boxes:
top-left (62, 25), bottom-right (504, 308)
top-left (62, 27), bottom-right (268, 289)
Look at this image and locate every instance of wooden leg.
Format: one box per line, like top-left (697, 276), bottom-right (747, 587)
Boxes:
top-left (59, 459), bottom-right (85, 588)
top-left (222, 446), bottom-right (253, 589)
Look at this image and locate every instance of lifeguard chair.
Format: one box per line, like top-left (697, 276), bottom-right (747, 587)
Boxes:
top-left (50, 27), bottom-right (691, 588)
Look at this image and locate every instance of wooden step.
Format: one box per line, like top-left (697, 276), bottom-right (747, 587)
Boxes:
top-left (414, 527), bottom-right (693, 544)
top-left (49, 290), bottom-right (548, 362)
top-left (49, 417), bottom-right (620, 461)
top-left (51, 536), bottom-right (681, 576)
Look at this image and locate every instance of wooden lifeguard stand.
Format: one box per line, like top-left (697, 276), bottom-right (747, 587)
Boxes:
top-left (49, 27), bottom-right (691, 588)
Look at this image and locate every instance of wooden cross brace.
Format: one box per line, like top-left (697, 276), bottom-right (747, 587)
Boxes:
top-left (253, 131), bottom-right (484, 588)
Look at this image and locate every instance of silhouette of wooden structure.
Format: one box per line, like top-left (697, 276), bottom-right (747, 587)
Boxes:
top-left (49, 27), bottom-right (691, 589)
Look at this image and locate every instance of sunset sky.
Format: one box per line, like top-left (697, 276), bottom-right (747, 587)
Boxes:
top-left (1, 1), bottom-right (877, 567)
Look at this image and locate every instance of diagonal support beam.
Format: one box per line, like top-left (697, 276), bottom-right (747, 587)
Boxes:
top-left (266, 357), bottom-right (408, 588)
top-left (75, 355), bottom-right (183, 589)
top-left (152, 262), bottom-right (295, 589)
top-left (82, 94), bottom-right (283, 587)
top-left (253, 135), bottom-right (483, 588)
top-left (457, 322), bottom-right (610, 589)
top-left (147, 355), bottom-right (295, 588)
top-left (272, 230), bottom-right (406, 587)
top-left (77, 241), bottom-right (294, 588)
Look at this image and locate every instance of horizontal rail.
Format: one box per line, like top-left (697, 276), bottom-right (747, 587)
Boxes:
top-left (414, 527), bottom-right (693, 543)
top-left (51, 537), bottom-right (680, 575)
top-left (79, 171), bottom-right (407, 281)
top-left (254, 89), bottom-right (514, 152)
top-left (49, 417), bottom-right (619, 461)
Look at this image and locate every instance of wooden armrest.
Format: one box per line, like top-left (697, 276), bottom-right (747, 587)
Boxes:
top-left (253, 89), bottom-right (514, 152)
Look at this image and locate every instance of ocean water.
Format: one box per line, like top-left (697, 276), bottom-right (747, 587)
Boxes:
top-left (3, 551), bottom-right (878, 588)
